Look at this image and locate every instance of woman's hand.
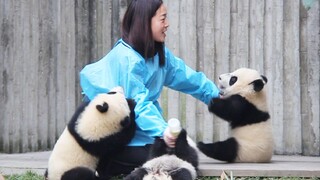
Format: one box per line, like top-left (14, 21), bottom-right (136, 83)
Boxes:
top-left (163, 127), bottom-right (177, 148)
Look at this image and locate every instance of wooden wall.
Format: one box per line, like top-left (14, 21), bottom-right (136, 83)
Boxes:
top-left (0, 0), bottom-right (319, 155)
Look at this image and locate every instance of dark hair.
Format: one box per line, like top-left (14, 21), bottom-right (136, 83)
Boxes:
top-left (122, 0), bottom-right (165, 66)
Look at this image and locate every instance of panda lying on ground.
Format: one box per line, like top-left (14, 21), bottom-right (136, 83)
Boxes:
top-left (45, 87), bottom-right (136, 180)
top-left (125, 129), bottom-right (198, 180)
top-left (198, 68), bottom-right (274, 163)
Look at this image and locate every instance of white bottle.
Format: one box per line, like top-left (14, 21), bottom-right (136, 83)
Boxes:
top-left (168, 118), bottom-right (182, 137)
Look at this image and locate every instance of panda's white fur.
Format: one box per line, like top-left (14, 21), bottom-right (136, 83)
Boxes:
top-left (47, 128), bottom-right (98, 180)
top-left (46, 87), bottom-right (136, 180)
top-left (233, 121), bottom-right (273, 162)
top-left (218, 68), bottom-right (268, 112)
top-left (142, 155), bottom-right (197, 180)
top-left (198, 68), bottom-right (273, 163)
top-left (76, 88), bottom-right (130, 141)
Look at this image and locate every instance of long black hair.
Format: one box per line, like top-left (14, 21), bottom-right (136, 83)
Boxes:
top-left (122, 0), bottom-right (165, 67)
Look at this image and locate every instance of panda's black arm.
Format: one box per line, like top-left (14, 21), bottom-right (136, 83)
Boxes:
top-left (148, 137), bottom-right (168, 159)
top-left (175, 129), bottom-right (199, 169)
top-left (208, 95), bottom-right (247, 122)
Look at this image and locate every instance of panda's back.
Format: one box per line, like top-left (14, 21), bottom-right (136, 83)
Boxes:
top-left (232, 121), bottom-right (273, 162)
top-left (48, 128), bottom-right (98, 179)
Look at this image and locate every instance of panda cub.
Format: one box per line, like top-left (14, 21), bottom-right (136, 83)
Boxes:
top-left (46, 87), bottom-right (136, 180)
top-left (198, 68), bottom-right (273, 163)
top-left (125, 129), bottom-right (198, 180)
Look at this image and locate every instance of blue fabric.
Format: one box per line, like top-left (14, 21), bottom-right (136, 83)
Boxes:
top-left (80, 39), bottom-right (220, 146)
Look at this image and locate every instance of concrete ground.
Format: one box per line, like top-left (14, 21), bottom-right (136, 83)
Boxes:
top-left (0, 151), bottom-right (319, 178)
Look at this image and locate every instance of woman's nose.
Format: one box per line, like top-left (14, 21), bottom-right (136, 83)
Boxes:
top-left (165, 19), bottom-right (169, 28)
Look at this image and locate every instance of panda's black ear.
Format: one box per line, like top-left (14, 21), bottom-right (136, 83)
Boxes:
top-left (261, 75), bottom-right (268, 84)
top-left (96, 102), bottom-right (109, 113)
top-left (251, 79), bottom-right (265, 92)
top-left (126, 99), bottom-right (136, 112)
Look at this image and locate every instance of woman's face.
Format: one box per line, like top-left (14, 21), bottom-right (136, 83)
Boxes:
top-left (151, 4), bottom-right (169, 43)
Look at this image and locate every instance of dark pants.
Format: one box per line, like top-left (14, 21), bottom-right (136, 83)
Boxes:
top-left (97, 145), bottom-right (152, 178)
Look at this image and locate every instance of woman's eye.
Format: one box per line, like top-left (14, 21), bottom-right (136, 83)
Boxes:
top-left (229, 76), bottom-right (237, 86)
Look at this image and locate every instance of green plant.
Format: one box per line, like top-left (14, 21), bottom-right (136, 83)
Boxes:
top-left (5, 171), bottom-right (44, 180)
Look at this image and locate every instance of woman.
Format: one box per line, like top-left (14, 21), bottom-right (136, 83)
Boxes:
top-left (80, 0), bottom-right (220, 177)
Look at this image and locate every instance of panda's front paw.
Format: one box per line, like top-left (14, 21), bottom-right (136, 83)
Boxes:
top-left (177, 129), bottom-right (187, 141)
top-left (197, 141), bottom-right (205, 149)
top-left (208, 98), bottom-right (222, 112)
top-left (175, 129), bottom-right (188, 151)
top-left (197, 141), bottom-right (211, 156)
top-left (124, 168), bottom-right (148, 180)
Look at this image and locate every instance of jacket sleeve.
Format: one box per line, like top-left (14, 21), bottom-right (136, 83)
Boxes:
top-left (163, 48), bottom-right (220, 105)
top-left (121, 59), bottom-right (167, 138)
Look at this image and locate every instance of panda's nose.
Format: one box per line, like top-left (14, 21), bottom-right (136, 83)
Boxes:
top-left (219, 76), bottom-right (222, 80)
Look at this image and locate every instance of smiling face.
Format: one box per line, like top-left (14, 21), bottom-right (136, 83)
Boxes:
top-left (151, 4), bottom-right (169, 43)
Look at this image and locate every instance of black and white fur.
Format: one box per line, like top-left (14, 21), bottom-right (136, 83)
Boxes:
top-left (46, 87), bottom-right (136, 180)
top-left (198, 68), bottom-right (273, 163)
top-left (125, 129), bottom-right (198, 180)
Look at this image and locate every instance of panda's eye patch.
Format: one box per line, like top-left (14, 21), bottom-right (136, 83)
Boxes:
top-left (96, 102), bottom-right (109, 113)
top-left (107, 91), bottom-right (117, 95)
top-left (229, 76), bottom-right (237, 86)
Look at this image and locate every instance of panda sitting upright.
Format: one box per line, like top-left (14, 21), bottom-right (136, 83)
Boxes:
top-left (197, 68), bottom-right (273, 163)
top-left (125, 128), bottom-right (198, 180)
top-left (46, 87), bottom-right (136, 180)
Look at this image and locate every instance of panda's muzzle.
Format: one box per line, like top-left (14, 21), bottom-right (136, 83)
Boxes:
top-left (121, 116), bottom-right (131, 127)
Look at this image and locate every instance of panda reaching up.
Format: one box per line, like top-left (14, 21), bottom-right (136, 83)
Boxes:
top-left (197, 68), bottom-right (274, 163)
top-left (46, 87), bottom-right (136, 180)
top-left (124, 128), bottom-right (199, 180)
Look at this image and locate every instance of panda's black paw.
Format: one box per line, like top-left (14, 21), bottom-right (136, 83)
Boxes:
top-left (197, 141), bottom-right (205, 148)
top-left (124, 168), bottom-right (148, 180)
top-left (149, 137), bottom-right (167, 158)
top-left (177, 129), bottom-right (187, 141)
top-left (208, 98), bottom-right (222, 112)
top-left (197, 141), bottom-right (210, 155)
top-left (175, 129), bottom-right (188, 151)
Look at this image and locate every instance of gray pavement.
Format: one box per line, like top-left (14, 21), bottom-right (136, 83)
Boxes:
top-left (0, 151), bottom-right (319, 177)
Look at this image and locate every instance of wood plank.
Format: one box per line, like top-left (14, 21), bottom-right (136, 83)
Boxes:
top-left (235, 0), bottom-right (249, 67)
top-left (55, 1), bottom-right (76, 138)
top-left (195, 0), bottom-right (216, 142)
top-left (22, 0), bottom-right (40, 152)
top-left (249, 0), bottom-right (265, 71)
top-left (1, 152), bottom-right (320, 178)
top-left (269, 0), bottom-right (285, 155)
top-left (37, 0), bottom-right (55, 151)
top-left (212, 0), bottom-right (231, 142)
top-left (300, 0), bottom-right (320, 156)
top-left (283, 0), bottom-right (302, 154)
top-left (164, 0), bottom-right (181, 121)
top-left (10, 0), bottom-right (23, 153)
top-left (0, 0), bottom-right (15, 153)
top-left (179, 0), bottom-right (197, 138)
top-left (47, 0), bottom-right (59, 149)
top-left (0, 0), bottom-right (319, 155)
top-left (229, 0), bottom-right (238, 70)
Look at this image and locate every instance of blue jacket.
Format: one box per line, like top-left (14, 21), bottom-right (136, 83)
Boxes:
top-left (80, 39), bottom-right (219, 146)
